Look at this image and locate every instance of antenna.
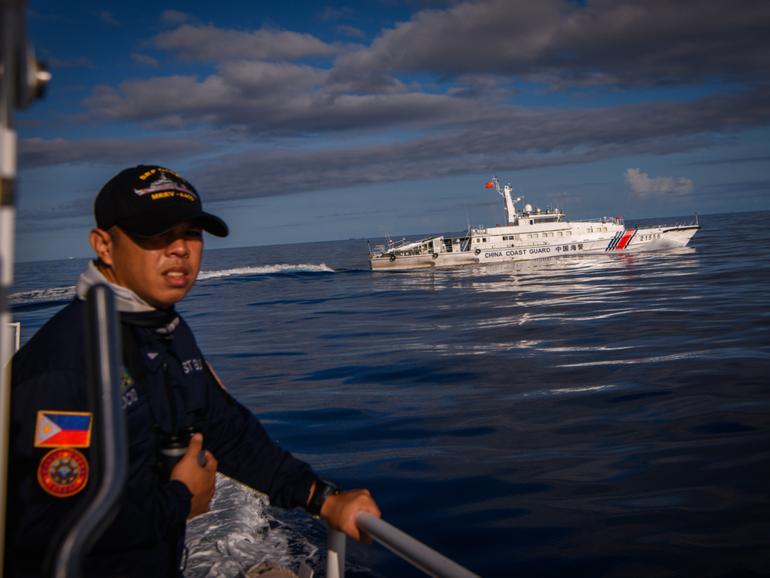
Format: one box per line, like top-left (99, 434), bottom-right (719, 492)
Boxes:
top-left (490, 176), bottom-right (502, 195)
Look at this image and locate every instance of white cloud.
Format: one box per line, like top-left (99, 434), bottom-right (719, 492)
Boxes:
top-left (152, 24), bottom-right (344, 63)
top-left (48, 56), bottom-right (94, 69)
top-left (132, 53), bottom-right (160, 68)
top-left (336, 24), bottom-right (367, 40)
top-left (624, 168), bottom-right (694, 198)
top-left (19, 137), bottom-right (208, 168)
top-left (160, 10), bottom-right (190, 25)
top-left (333, 0), bottom-right (770, 88)
top-left (99, 10), bottom-right (119, 27)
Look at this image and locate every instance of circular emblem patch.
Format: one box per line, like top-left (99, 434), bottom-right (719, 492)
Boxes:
top-left (37, 448), bottom-right (89, 498)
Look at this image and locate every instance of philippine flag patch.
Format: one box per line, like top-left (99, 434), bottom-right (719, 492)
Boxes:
top-left (34, 411), bottom-right (93, 448)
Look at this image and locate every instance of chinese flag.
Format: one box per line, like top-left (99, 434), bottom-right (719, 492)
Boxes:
top-left (484, 181), bottom-right (495, 189)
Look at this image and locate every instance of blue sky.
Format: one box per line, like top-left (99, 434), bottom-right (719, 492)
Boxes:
top-left (13, 0), bottom-right (770, 261)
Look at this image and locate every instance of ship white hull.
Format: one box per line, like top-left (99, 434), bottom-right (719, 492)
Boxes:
top-left (369, 178), bottom-right (700, 271)
top-left (370, 224), bottom-right (699, 271)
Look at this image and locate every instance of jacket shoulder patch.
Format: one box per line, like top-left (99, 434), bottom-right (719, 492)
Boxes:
top-left (34, 410), bottom-right (93, 448)
top-left (37, 448), bottom-right (89, 497)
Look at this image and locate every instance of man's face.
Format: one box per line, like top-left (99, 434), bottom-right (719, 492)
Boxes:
top-left (97, 222), bottom-right (203, 309)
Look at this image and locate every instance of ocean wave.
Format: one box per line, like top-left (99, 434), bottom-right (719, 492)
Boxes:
top-left (8, 264), bottom-right (335, 305)
top-left (198, 263), bottom-right (334, 280)
top-left (185, 475), bottom-right (319, 577)
top-left (9, 285), bottom-right (76, 306)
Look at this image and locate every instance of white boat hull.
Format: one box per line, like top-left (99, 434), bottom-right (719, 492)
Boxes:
top-left (368, 178), bottom-right (700, 271)
top-left (370, 224), bottom-right (699, 271)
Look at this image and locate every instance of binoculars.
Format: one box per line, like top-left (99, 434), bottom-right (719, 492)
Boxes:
top-left (158, 426), bottom-right (197, 480)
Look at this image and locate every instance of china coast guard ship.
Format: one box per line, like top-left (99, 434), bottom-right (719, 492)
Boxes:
top-left (368, 177), bottom-right (699, 271)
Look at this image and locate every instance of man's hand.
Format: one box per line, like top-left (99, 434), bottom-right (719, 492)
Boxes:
top-left (170, 433), bottom-right (218, 519)
top-left (320, 489), bottom-right (381, 543)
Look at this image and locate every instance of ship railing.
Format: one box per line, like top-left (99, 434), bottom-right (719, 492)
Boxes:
top-left (49, 285), bottom-right (128, 578)
top-left (387, 237), bottom-right (426, 250)
top-left (326, 512), bottom-right (480, 578)
top-left (658, 219), bottom-right (700, 228)
top-left (6, 321), bottom-right (20, 352)
top-left (580, 216), bottom-right (624, 225)
top-left (2, 1), bottom-right (52, 571)
top-left (376, 237), bottom-right (437, 256)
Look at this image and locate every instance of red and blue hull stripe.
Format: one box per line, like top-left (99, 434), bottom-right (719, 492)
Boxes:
top-left (606, 228), bottom-right (637, 251)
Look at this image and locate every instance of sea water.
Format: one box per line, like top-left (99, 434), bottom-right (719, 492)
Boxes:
top-left (9, 211), bottom-right (770, 578)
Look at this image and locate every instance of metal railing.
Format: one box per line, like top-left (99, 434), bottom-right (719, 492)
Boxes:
top-left (1, 1), bottom-right (51, 573)
top-left (7, 321), bottom-right (18, 351)
top-left (326, 513), bottom-right (480, 578)
top-left (48, 285), bottom-right (128, 578)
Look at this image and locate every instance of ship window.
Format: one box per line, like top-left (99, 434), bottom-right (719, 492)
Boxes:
top-left (588, 227), bottom-right (593, 233)
top-left (533, 233), bottom-right (539, 238)
top-left (483, 238), bottom-right (487, 242)
top-left (514, 235), bottom-right (520, 240)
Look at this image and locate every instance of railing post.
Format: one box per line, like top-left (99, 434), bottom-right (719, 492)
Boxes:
top-left (1, 3), bottom-right (21, 574)
top-left (47, 285), bottom-right (128, 578)
top-left (326, 529), bottom-right (346, 578)
top-left (355, 513), bottom-right (480, 578)
top-left (1, 2), bottom-right (50, 573)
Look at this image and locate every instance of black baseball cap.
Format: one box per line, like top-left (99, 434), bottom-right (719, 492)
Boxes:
top-left (95, 165), bottom-right (229, 237)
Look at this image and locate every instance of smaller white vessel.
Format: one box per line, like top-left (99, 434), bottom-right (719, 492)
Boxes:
top-left (368, 177), bottom-right (699, 271)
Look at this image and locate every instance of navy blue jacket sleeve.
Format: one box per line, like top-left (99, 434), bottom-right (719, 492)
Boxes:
top-left (198, 373), bottom-right (316, 510)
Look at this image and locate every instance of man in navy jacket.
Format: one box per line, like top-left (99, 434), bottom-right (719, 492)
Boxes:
top-left (6, 165), bottom-right (379, 577)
